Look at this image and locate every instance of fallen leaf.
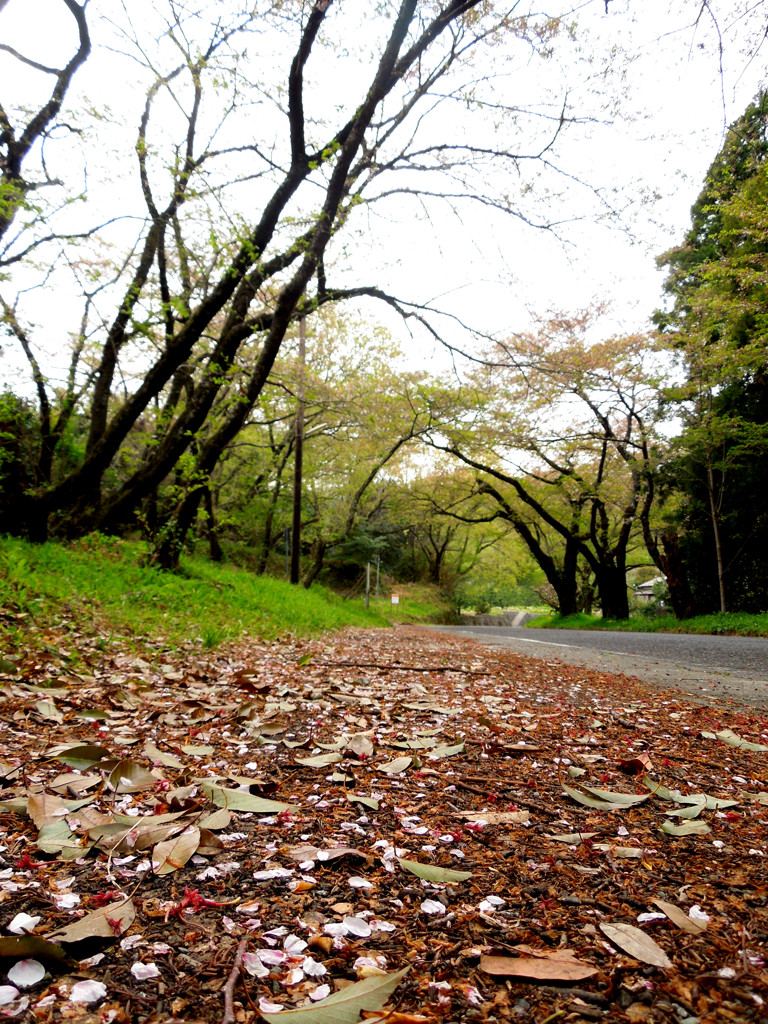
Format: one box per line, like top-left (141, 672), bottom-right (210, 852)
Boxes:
top-left (651, 899), bottom-right (707, 935)
top-left (144, 740), bottom-right (185, 769)
top-left (700, 728), bottom-right (768, 752)
top-left (644, 778), bottom-right (737, 809)
top-left (455, 810), bottom-right (530, 824)
top-left (378, 756), bottom-right (412, 774)
top-left (599, 922), bottom-right (672, 968)
top-left (0, 935), bottom-right (71, 966)
top-left (46, 743), bottom-right (111, 769)
top-left (346, 733), bottom-right (375, 758)
top-left (562, 783), bottom-right (647, 811)
top-left (397, 858), bottom-right (472, 883)
top-left (34, 699), bottom-right (64, 723)
top-left (152, 826), bottom-right (201, 874)
top-left (479, 952), bottom-right (598, 982)
top-left (426, 742), bottom-right (465, 760)
top-left (659, 820), bottom-right (712, 837)
top-left (347, 794), bottom-right (379, 811)
top-left (107, 759), bottom-right (159, 793)
top-left (47, 899), bottom-right (135, 943)
top-left (258, 966), bottom-right (410, 1023)
top-left (289, 845), bottom-right (367, 862)
top-left (28, 792), bottom-right (93, 829)
top-left (294, 752), bottom-right (343, 768)
top-left (546, 832), bottom-right (600, 843)
top-left (200, 783), bottom-right (292, 813)
top-left (617, 752), bottom-right (653, 775)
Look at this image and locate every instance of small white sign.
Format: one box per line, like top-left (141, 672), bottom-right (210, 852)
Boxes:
top-left (391, 594), bottom-right (399, 605)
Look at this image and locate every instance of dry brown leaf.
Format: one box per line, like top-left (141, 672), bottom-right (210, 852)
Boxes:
top-left (651, 899), bottom-right (707, 935)
top-left (455, 810), bottom-right (530, 824)
top-left (288, 844), bottom-right (367, 862)
top-left (617, 752), bottom-right (653, 775)
top-left (47, 898), bottom-right (135, 943)
top-left (599, 922), bottom-right (673, 968)
top-left (480, 953), bottom-right (598, 982)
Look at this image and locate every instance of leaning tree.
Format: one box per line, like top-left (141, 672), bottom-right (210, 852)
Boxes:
top-left (0, 0), bottom-right (627, 564)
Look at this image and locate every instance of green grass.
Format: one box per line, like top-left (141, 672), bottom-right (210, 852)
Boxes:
top-left (0, 534), bottom-right (395, 651)
top-left (0, 535), bottom-right (457, 656)
top-left (528, 610), bottom-right (768, 637)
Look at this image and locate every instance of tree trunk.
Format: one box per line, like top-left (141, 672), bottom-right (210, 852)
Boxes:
top-left (203, 486), bottom-right (223, 562)
top-left (302, 538), bottom-right (327, 588)
top-left (594, 565), bottom-right (629, 619)
top-left (659, 530), bottom-right (696, 619)
top-left (706, 460), bottom-right (727, 613)
top-left (553, 576), bottom-right (579, 617)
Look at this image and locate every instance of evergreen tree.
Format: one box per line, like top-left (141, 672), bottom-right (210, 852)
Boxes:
top-left (655, 92), bottom-right (768, 613)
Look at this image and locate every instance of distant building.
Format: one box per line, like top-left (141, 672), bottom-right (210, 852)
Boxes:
top-left (633, 575), bottom-right (666, 604)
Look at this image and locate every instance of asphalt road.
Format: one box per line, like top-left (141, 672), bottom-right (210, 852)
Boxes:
top-left (424, 625), bottom-right (768, 711)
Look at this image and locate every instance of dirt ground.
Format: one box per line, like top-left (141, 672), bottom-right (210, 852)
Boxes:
top-left (1, 622), bottom-right (767, 1023)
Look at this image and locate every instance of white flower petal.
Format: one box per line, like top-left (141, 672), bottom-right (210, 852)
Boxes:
top-left (257, 950), bottom-right (287, 967)
top-left (370, 919), bottom-right (396, 932)
top-left (0, 987), bottom-right (19, 1006)
top-left (348, 876), bottom-right (372, 890)
top-left (53, 892), bottom-right (81, 910)
top-left (310, 984), bottom-right (331, 1001)
top-left (7, 914), bottom-right (40, 935)
top-left (69, 980), bottom-right (108, 1004)
top-left (7, 960), bottom-right (44, 989)
top-left (258, 998), bottom-right (284, 1013)
top-left (237, 901), bottom-right (261, 916)
top-left (242, 953), bottom-right (270, 978)
top-left (343, 916), bottom-right (372, 938)
top-left (130, 962), bottom-right (160, 981)
top-left (323, 922), bottom-right (347, 937)
top-left (302, 956), bottom-right (326, 978)
top-left (689, 905), bottom-right (711, 922)
top-left (421, 899), bottom-right (446, 915)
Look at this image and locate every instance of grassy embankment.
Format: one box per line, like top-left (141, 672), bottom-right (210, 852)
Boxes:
top-left (528, 610), bottom-right (768, 638)
top-left (0, 535), bottom-right (454, 655)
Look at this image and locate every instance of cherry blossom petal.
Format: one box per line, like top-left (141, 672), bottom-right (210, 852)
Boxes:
top-left (302, 956), bottom-right (326, 977)
top-left (69, 980), bottom-right (108, 1004)
top-left (7, 960), bottom-right (44, 989)
top-left (130, 962), bottom-right (160, 981)
top-left (241, 953), bottom-right (270, 978)
top-left (343, 916), bottom-right (372, 937)
top-left (258, 998), bottom-right (284, 1013)
top-left (7, 914), bottom-right (39, 935)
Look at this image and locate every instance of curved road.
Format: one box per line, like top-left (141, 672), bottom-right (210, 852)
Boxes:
top-left (425, 625), bottom-right (768, 711)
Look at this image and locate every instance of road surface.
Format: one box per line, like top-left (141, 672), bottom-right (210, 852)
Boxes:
top-left (424, 624), bottom-right (768, 711)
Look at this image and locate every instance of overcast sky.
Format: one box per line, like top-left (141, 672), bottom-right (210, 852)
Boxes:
top-left (1, 1), bottom-right (766, 381)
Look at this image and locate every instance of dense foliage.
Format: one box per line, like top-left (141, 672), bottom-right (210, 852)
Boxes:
top-left (655, 92), bottom-right (768, 613)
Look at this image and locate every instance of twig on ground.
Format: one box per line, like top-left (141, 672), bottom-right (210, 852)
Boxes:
top-left (315, 660), bottom-right (490, 675)
top-left (221, 938), bottom-right (248, 1024)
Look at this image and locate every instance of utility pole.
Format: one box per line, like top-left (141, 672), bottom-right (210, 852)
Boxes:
top-left (290, 316), bottom-right (306, 584)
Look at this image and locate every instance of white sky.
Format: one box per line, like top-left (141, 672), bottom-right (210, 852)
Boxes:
top-left (0, 0), bottom-right (766, 385)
